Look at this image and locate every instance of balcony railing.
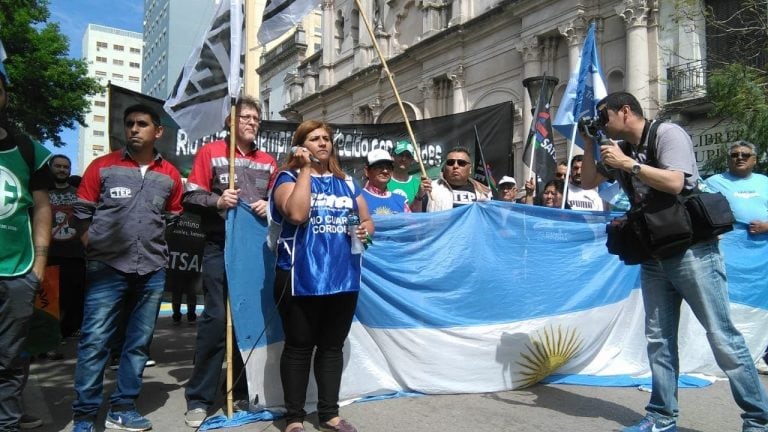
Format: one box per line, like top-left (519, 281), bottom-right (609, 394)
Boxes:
top-left (667, 60), bottom-right (707, 102)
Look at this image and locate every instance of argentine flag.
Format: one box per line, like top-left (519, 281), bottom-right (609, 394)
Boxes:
top-left (223, 202), bottom-right (768, 422)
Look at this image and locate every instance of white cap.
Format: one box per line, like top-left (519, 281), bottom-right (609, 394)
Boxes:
top-left (367, 149), bottom-right (394, 166)
top-left (498, 176), bottom-right (516, 186)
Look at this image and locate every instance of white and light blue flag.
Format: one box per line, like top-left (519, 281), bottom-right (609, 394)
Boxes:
top-left (553, 22), bottom-right (607, 148)
top-left (223, 202), bottom-right (768, 424)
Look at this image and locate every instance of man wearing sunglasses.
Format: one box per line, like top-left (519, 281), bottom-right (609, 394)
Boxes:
top-left (426, 147), bottom-right (491, 212)
top-left (705, 141), bottom-right (767, 237)
top-left (578, 92), bottom-right (768, 432)
top-left (706, 140), bottom-right (768, 374)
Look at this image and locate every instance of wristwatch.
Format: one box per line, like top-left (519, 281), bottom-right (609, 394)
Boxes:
top-left (630, 163), bottom-right (642, 177)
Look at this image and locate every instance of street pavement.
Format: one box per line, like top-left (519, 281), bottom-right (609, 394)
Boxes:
top-left (26, 312), bottom-right (761, 432)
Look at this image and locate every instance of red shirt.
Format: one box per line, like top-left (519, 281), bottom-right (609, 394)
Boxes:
top-left (183, 139), bottom-right (277, 239)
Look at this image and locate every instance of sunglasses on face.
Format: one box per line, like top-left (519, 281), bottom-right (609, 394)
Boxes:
top-left (730, 152), bottom-right (754, 159)
top-left (369, 163), bottom-right (394, 171)
top-left (446, 159), bottom-right (470, 167)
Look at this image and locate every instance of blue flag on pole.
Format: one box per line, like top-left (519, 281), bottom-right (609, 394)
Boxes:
top-left (552, 23), bottom-right (607, 148)
top-left (0, 38), bottom-right (10, 83)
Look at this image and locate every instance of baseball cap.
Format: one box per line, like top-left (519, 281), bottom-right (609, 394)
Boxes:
top-left (498, 176), bottom-right (516, 187)
top-left (393, 140), bottom-right (415, 156)
top-left (367, 149), bottom-right (394, 166)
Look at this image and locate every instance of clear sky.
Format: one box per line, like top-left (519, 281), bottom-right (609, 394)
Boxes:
top-left (44, 1), bottom-right (144, 175)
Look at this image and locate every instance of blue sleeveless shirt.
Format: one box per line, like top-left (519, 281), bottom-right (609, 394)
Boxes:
top-left (268, 170), bottom-right (362, 296)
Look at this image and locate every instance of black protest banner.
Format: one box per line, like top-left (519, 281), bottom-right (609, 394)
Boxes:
top-left (257, 101), bottom-right (515, 181)
top-left (165, 212), bottom-right (206, 274)
top-left (110, 87), bottom-right (514, 182)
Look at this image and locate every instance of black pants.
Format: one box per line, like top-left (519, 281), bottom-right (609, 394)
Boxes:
top-left (170, 272), bottom-right (199, 321)
top-left (273, 268), bottom-right (358, 425)
top-left (48, 257), bottom-right (86, 338)
top-left (185, 242), bottom-right (246, 410)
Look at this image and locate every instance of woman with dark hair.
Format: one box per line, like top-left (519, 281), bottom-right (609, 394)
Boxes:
top-left (268, 120), bottom-right (374, 432)
top-left (541, 179), bottom-right (566, 208)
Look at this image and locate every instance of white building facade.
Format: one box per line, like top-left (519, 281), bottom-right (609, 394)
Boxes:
top-left (258, 0), bottom-right (748, 178)
top-left (78, 24), bottom-right (143, 172)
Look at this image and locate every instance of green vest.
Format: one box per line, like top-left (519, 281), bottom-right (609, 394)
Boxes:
top-left (0, 141), bottom-right (52, 276)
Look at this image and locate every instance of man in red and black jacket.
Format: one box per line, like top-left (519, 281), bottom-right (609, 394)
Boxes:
top-left (182, 95), bottom-right (276, 428)
top-left (71, 104), bottom-right (183, 432)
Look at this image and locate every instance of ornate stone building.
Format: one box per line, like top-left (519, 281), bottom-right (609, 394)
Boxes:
top-left (256, 0), bottom-right (739, 178)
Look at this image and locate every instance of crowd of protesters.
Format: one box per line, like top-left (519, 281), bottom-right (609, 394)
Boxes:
top-left (2, 83), bottom-right (767, 432)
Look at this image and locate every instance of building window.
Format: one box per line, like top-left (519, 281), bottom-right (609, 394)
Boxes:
top-left (130, 47), bottom-right (141, 54)
top-left (92, 145), bottom-right (105, 151)
top-left (113, 44), bottom-right (125, 51)
top-left (94, 100), bottom-right (106, 107)
top-left (129, 76), bottom-right (140, 82)
top-left (96, 41), bottom-right (108, 49)
top-left (95, 71), bottom-right (107, 77)
top-left (93, 130), bottom-right (105, 137)
top-left (113, 59), bottom-right (124, 66)
top-left (130, 62), bottom-right (140, 68)
top-left (96, 56), bottom-right (107, 63)
top-left (93, 115), bottom-right (105, 122)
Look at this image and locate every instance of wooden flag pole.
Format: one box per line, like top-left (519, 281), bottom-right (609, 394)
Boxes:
top-left (352, 0), bottom-right (430, 186)
top-left (226, 103), bottom-right (237, 418)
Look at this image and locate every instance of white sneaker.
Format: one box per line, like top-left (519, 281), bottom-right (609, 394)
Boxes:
top-left (756, 357), bottom-right (768, 375)
top-left (185, 408), bottom-right (207, 428)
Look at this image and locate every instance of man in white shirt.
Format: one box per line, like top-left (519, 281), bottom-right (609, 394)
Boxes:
top-left (566, 154), bottom-right (605, 211)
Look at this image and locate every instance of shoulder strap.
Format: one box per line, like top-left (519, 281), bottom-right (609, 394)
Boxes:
top-left (645, 120), bottom-right (663, 167)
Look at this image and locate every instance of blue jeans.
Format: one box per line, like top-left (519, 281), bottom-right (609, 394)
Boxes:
top-left (72, 261), bottom-right (165, 421)
top-left (641, 239), bottom-right (768, 431)
top-left (0, 272), bottom-right (38, 431)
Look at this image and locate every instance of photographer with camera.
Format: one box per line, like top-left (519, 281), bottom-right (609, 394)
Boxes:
top-left (579, 91), bottom-right (768, 432)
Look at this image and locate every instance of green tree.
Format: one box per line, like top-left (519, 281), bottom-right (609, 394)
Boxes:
top-left (706, 63), bottom-right (768, 174)
top-left (671, 0), bottom-right (768, 174)
top-left (0, 0), bottom-right (102, 146)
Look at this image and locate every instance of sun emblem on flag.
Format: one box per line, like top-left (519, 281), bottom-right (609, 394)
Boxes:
top-left (515, 325), bottom-right (582, 389)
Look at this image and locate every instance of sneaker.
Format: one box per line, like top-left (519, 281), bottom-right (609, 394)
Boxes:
top-left (757, 357), bottom-right (768, 375)
top-left (104, 410), bottom-right (152, 431)
top-left (318, 418), bottom-right (357, 432)
top-left (184, 408), bottom-right (207, 428)
top-left (145, 358), bottom-right (156, 367)
top-left (622, 416), bottom-right (677, 432)
top-left (71, 420), bottom-right (95, 432)
top-left (20, 414), bottom-right (42, 429)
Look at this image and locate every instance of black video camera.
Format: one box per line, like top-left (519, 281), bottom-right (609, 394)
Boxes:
top-left (577, 116), bottom-right (602, 138)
